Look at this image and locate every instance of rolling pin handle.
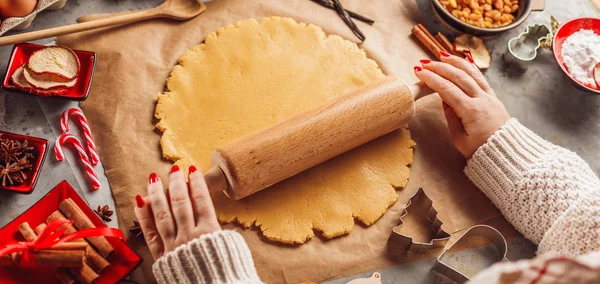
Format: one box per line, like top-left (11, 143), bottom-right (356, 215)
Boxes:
top-left (409, 81), bottom-right (435, 101)
top-left (204, 166), bottom-right (229, 194)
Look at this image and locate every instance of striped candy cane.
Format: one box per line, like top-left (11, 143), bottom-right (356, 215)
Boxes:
top-left (55, 134), bottom-right (101, 191)
top-left (60, 108), bottom-right (100, 166)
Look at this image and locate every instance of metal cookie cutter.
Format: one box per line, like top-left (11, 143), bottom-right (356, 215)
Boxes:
top-left (432, 225), bottom-right (509, 284)
top-left (388, 188), bottom-right (451, 254)
top-left (504, 24), bottom-right (553, 69)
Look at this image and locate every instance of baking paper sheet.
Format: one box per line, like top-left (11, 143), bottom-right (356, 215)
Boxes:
top-left (58, 0), bottom-right (519, 282)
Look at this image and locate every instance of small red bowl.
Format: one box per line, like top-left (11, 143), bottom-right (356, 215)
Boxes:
top-left (553, 17), bottom-right (600, 94)
top-left (2, 43), bottom-right (96, 100)
top-left (0, 181), bottom-right (142, 283)
top-left (0, 131), bottom-right (47, 194)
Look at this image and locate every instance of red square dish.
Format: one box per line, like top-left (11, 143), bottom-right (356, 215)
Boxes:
top-left (2, 43), bottom-right (96, 101)
top-left (0, 131), bottom-right (47, 194)
top-left (0, 181), bottom-right (142, 283)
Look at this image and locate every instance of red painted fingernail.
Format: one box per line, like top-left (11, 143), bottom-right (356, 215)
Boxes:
top-left (135, 195), bottom-right (145, 208)
top-left (464, 50), bottom-right (475, 64)
top-left (149, 173), bottom-right (159, 184)
top-left (442, 102), bottom-right (449, 110)
top-left (189, 165), bottom-right (197, 174)
top-left (440, 50), bottom-right (451, 57)
top-left (420, 59), bottom-right (431, 64)
top-left (171, 165), bottom-right (180, 174)
top-left (414, 66), bottom-right (422, 72)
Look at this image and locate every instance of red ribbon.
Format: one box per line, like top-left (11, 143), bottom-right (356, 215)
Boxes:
top-left (0, 218), bottom-right (124, 267)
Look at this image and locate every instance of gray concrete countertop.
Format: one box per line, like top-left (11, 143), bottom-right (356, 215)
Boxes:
top-left (0, 0), bottom-right (597, 283)
top-left (0, 0), bottom-right (163, 230)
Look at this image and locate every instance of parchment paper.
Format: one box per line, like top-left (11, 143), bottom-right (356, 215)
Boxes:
top-left (58, 0), bottom-right (520, 282)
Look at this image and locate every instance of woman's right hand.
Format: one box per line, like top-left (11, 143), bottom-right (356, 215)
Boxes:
top-left (414, 51), bottom-right (510, 159)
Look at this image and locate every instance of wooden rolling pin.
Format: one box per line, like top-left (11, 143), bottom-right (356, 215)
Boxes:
top-left (204, 76), bottom-right (432, 200)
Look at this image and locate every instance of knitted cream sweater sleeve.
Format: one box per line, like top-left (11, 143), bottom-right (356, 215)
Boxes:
top-left (465, 118), bottom-right (600, 256)
top-left (152, 230), bottom-right (262, 284)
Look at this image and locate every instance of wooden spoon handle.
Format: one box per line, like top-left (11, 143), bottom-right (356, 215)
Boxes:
top-left (0, 8), bottom-right (159, 46)
top-left (76, 10), bottom-right (138, 23)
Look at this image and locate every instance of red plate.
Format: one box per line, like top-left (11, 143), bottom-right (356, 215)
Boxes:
top-left (553, 17), bottom-right (600, 94)
top-left (2, 43), bottom-right (96, 100)
top-left (0, 131), bottom-right (47, 194)
top-left (0, 181), bottom-right (142, 283)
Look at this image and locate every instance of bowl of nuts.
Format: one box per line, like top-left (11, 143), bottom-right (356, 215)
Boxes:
top-left (433, 0), bottom-right (546, 37)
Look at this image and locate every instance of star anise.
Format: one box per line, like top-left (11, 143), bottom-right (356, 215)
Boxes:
top-left (0, 139), bottom-right (21, 164)
top-left (0, 162), bottom-right (20, 186)
top-left (0, 136), bottom-right (35, 187)
top-left (129, 221), bottom-right (144, 239)
top-left (94, 205), bottom-right (114, 222)
top-left (16, 140), bottom-right (34, 157)
top-left (12, 156), bottom-right (31, 181)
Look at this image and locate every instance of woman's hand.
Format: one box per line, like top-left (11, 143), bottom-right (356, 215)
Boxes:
top-left (134, 165), bottom-right (221, 260)
top-left (414, 51), bottom-right (510, 159)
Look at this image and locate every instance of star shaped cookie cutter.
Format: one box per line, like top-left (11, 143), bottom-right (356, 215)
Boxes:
top-left (388, 188), bottom-right (450, 254)
top-left (432, 225), bottom-right (509, 283)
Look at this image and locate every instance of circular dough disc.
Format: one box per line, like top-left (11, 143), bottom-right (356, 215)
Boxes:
top-left (155, 17), bottom-right (415, 244)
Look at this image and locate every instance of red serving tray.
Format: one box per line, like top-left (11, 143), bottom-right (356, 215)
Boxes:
top-left (0, 131), bottom-right (47, 194)
top-left (2, 43), bottom-right (96, 100)
top-left (0, 181), bottom-right (142, 283)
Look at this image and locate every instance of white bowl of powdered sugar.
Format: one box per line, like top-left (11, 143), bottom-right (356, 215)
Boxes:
top-left (553, 17), bottom-right (600, 94)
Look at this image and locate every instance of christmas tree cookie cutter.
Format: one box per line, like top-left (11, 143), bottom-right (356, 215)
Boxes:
top-left (388, 188), bottom-right (451, 254)
top-left (432, 225), bottom-right (509, 283)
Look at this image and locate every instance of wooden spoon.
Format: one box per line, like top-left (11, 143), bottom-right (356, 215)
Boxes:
top-left (0, 0), bottom-right (206, 46)
top-left (594, 62), bottom-right (600, 89)
top-left (76, 11), bottom-right (138, 23)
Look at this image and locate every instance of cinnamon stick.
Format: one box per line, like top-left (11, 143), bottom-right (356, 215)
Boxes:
top-left (412, 25), bottom-right (444, 60)
top-left (19, 222), bottom-right (78, 283)
top-left (435, 32), bottom-right (457, 55)
top-left (70, 265), bottom-right (99, 284)
top-left (20, 224), bottom-right (88, 252)
top-left (58, 199), bottom-right (114, 258)
top-left (32, 222), bottom-right (100, 284)
top-left (0, 250), bottom-right (85, 268)
top-left (54, 269), bottom-right (77, 284)
top-left (17, 222), bottom-right (37, 241)
top-left (46, 211), bottom-right (83, 242)
top-left (50, 243), bottom-right (90, 251)
top-left (43, 213), bottom-right (110, 273)
top-left (417, 24), bottom-right (448, 54)
top-left (33, 223), bottom-right (45, 235)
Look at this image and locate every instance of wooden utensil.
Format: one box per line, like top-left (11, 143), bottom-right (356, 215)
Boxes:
top-left (76, 11), bottom-right (137, 23)
top-left (204, 76), bottom-right (433, 200)
top-left (0, 0), bottom-right (206, 46)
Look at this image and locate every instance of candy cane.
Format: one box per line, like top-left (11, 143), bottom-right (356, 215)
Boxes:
top-left (60, 108), bottom-right (100, 166)
top-left (54, 134), bottom-right (100, 191)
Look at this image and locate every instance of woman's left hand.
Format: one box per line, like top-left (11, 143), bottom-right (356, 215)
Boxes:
top-left (134, 165), bottom-right (221, 260)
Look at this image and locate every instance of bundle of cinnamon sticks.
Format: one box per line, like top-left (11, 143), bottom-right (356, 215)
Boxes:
top-left (412, 24), bottom-right (460, 60)
top-left (2, 198), bottom-right (115, 284)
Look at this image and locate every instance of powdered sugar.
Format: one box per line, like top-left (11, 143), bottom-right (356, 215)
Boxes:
top-left (561, 29), bottom-right (600, 88)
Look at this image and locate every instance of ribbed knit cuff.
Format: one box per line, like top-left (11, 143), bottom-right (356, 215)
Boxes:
top-left (464, 119), bottom-right (555, 207)
top-left (152, 230), bottom-right (262, 284)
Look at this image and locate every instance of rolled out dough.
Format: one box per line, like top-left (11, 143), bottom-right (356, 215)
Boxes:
top-left (155, 17), bottom-right (415, 244)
